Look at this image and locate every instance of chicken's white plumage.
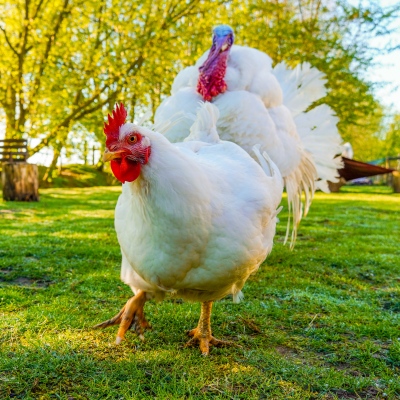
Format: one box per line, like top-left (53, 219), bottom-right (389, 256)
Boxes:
top-left (115, 103), bottom-right (283, 304)
top-left (155, 43), bottom-right (343, 244)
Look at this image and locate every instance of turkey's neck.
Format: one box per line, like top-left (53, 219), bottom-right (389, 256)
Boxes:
top-left (197, 52), bottom-right (229, 101)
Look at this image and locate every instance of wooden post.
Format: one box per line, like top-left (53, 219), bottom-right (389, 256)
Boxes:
top-left (385, 157), bottom-right (390, 186)
top-left (328, 178), bottom-right (346, 193)
top-left (393, 171), bottom-right (400, 194)
top-left (83, 141), bottom-right (87, 165)
top-left (1, 162), bottom-right (40, 201)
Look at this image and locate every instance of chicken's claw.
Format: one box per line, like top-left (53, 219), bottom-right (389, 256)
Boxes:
top-left (184, 301), bottom-right (238, 355)
top-left (93, 291), bottom-right (150, 344)
top-left (185, 327), bottom-right (234, 355)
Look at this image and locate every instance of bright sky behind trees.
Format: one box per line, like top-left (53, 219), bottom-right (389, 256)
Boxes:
top-left (356, 0), bottom-right (400, 113)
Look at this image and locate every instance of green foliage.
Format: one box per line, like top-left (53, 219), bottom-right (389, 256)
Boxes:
top-left (383, 114), bottom-right (400, 158)
top-left (344, 112), bottom-right (400, 161)
top-left (0, 187), bottom-right (399, 399)
top-left (0, 0), bottom-right (215, 143)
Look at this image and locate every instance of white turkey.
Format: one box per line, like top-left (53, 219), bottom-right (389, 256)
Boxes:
top-left (155, 25), bottom-right (343, 245)
top-left (95, 102), bottom-right (283, 354)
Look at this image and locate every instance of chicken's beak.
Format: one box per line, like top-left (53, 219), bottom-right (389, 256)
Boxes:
top-left (103, 149), bottom-right (125, 162)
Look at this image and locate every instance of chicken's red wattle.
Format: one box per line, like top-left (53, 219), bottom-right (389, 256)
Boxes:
top-left (111, 158), bottom-right (141, 183)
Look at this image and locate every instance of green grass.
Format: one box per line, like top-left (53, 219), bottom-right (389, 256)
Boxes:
top-left (37, 164), bottom-right (118, 188)
top-left (0, 186), bottom-right (399, 399)
top-left (0, 164), bottom-right (117, 190)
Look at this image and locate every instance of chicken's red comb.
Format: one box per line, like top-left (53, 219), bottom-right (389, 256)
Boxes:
top-left (104, 103), bottom-right (127, 146)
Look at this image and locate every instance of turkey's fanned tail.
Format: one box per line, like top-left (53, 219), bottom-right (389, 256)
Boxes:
top-left (273, 62), bottom-right (342, 188)
top-left (272, 62), bottom-right (342, 246)
top-left (273, 62), bottom-right (327, 117)
top-left (294, 104), bottom-right (343, 192)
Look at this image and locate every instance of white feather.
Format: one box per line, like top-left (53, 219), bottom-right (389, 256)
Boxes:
top-left (185, 102), bottom-right (220, 143)
top-left (155, 44), bottom-right (343, 245)
top-left (115, 114), bottom-right (283, 303)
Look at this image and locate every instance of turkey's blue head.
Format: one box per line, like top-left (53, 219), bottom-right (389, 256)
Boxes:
top-left (197, 25), bottom-right (234, 101)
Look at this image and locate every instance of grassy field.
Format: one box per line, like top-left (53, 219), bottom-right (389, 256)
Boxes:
top-left (0, 186), bottom-right (399, 399)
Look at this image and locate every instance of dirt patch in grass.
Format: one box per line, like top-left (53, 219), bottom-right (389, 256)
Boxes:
top-left (0, 269), bottom-right (12, 275)
top-left (327, 386), bottom-right (382, 399)
top-left (275, 345), bottom-right (298, 357)
top-left (0, 209), bottom-right (18, 214)
top-left (1, 276), bottom-right (52, 288)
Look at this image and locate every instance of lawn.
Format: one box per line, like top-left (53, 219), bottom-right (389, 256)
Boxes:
top-left (0, 186), bottom-right (399, 399)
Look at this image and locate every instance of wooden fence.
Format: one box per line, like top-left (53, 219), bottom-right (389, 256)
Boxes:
top-left (0, 139), bottom-right (39, 201)
top-left (0, 139), bottom-right (29, 163)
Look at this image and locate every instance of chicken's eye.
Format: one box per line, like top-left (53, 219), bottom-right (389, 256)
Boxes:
top-left (127, 135), bottom-right (138, 144)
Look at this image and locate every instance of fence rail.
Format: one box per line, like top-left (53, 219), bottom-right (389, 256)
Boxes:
top-left (0, 139), bottom-right (29, 163)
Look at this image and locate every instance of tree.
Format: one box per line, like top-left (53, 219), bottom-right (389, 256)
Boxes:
top-left (1, 0), bottom-right (398, 175)
top-left (0, 0), bottom-right (218, 178)
top-left (220, 0), bottom-right (399, 160)
top-left (382, 114), bottom-right (400, 158)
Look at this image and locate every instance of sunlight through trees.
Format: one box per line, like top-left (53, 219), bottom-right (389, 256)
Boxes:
top-left (0, 0), bottom-right (399, 179)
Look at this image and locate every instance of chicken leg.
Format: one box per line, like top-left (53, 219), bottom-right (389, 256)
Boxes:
top-left (93, 291), bottom-right (151, 344)
top-left (186, 301), bottom-right (231, 355)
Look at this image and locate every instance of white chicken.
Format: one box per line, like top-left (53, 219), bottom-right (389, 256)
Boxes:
top-left (95, 102), bottom-right (283, 355)
top-left (155, 25), bottom-right (343, 245)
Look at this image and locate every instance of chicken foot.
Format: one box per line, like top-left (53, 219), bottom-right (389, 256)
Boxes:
top-left (93, 291), bottom-right (151, 344)
top-left (186, 301), bottom-right (232, 355)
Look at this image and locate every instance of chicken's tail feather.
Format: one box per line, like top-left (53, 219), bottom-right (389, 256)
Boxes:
top-left (153, 110), bottom-right (196, 135)
top-left (185, 102), bottom-right (220, 143)
top-left (252, 144), bottom-right (276, 177)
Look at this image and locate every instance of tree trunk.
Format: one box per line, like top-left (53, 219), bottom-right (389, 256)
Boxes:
top-left (1, 162), bottom-right (39, 201)
top-left (4, 107), bottom-right (18, 139)
top-left (84, 141), bottom-right (88, 165)
top-left (43, 144), bottom-right (62, 182)
top-left (96, 143), bottom-right (105, 171)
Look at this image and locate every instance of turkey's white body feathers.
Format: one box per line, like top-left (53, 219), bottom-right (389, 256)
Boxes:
top-left (116, 104), bottom-right (283, 303)
top-left (155, 45), bottom-right (342, 244)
